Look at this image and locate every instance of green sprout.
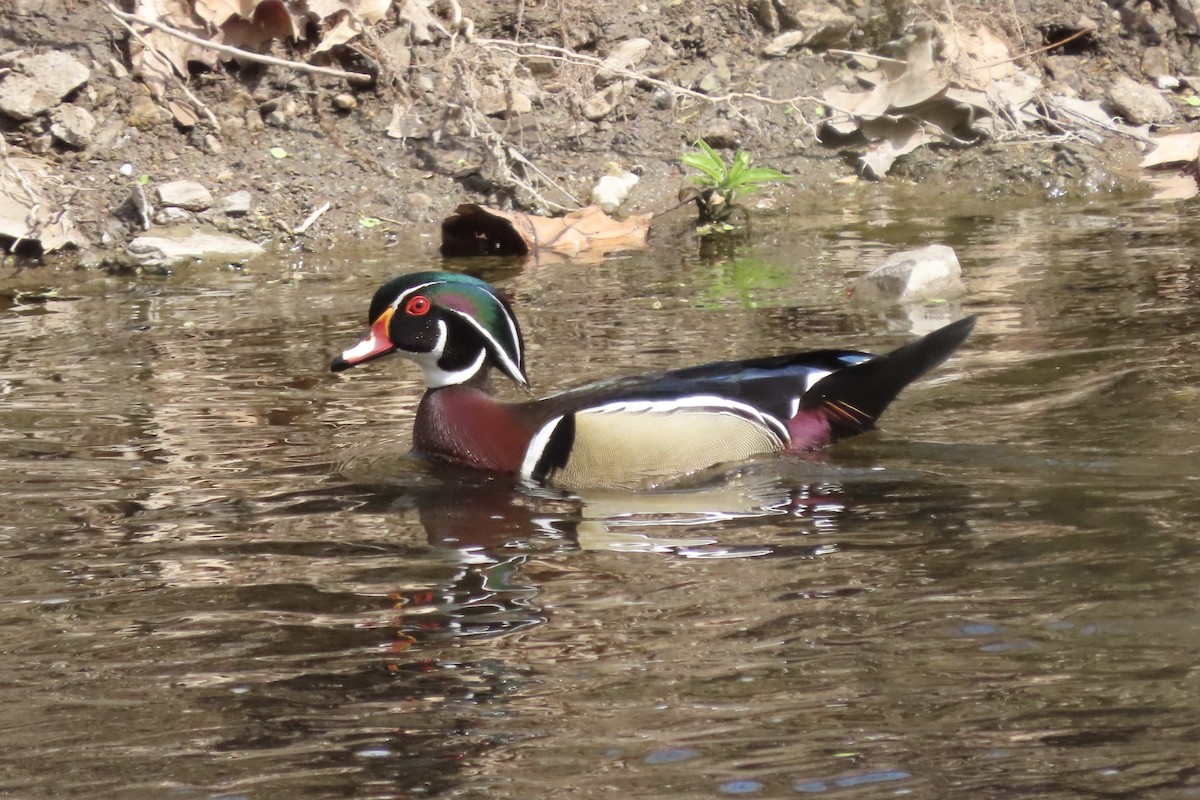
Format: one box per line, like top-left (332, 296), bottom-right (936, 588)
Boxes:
top-left (681, 139), bottom-right (790, 229)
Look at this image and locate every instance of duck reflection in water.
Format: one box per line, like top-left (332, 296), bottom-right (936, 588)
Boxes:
top-left (361, 462), bottom-right (865, 657)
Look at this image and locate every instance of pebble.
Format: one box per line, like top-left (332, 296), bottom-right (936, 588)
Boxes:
top-left (591, 171), bottom-right (640, 213)
top-left (157, 180), bottom-right (214, 212)
top-left (583, 81), bottom-right (627, 121)
top-left (333, 93), bottom-right (357, 111)
top-left (597, 38), bottom-right (652, 86)
top-left (126, 94), bottom-right (165, 129)
top-left (1108, 75), bottom-right (1175, 125)
top-left (0, 51), bottom-right (90, 121)
top-left (49, 104), bottom-right (96, 148)
top-left (220, 190), bottom-right (253, 216)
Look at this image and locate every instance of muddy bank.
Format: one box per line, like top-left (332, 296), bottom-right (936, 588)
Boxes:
top-left (1, 0), bottom-right (1198, 272)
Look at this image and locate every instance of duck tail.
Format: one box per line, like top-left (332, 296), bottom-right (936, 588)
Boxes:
top-left (800, 316), bottom-right (976, 442)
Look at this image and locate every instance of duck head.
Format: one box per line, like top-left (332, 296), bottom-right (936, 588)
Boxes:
top-left (330, 271), bottom-right (527, 388)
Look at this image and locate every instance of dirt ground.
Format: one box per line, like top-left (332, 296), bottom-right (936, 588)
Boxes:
top-left (2, 0), bottom-right (1199, 270)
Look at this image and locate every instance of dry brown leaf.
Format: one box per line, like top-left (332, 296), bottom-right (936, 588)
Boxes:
top-left (0, 157), bottom-right (85, 252)
top-left (167, 99), bottom-right (199, 127)
top-left (193, 0), bottom-right (255, 27)
top-left (440, 204), bottom-right (652, 261)
top-left (940, 24), bottom-right (1014, 87)
top-left (1141, 132), bottom-right (1200, 168)
top-left (217, 0), bottom-right (300, 51)
top-left (859, 118), bottom-right (928, 178)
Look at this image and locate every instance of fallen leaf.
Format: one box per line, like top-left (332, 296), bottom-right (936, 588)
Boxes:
top-left (1141, 132), bottom-right (1200, 167)
top-left (269, 146), bottom-right (289, 158)
top-left (168, 99), bottom-right (199, 127)
top-left (385, 103), bottom-right (428, 139)
top-left (0, 157), bottom-right (86, 252)
top-left (440, 204), bottom-right (652, 261)
top-left (859, 118), bottom-right (928, 179)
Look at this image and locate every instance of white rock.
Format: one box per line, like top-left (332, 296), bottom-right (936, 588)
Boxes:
top-left (591, 171), bottom-right (640, 213)
top-left (49, 104), bottom-right (96, 147)
top-left (157, 180), bottom-right (214, 211)
top-left (596, 38), bottom-right (651, 86)
top-left (220, 190), bottom-right (253, 215)
top-left (1109, 75), bottom-right (1175, 125)
top-left (583, 81), bottom-right (628, 121)
top-left (128, 226), bottom-right (264, 267)
top-left (0, 52), bottom-right (90, 120)
top-left (852, 244), bottom-right (964, 304)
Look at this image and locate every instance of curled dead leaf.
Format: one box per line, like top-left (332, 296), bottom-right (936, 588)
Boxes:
top-left (440, 204), bottom-right (652, 262)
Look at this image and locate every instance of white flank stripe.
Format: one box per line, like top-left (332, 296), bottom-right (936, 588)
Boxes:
top-left (520, 415), bottom-right (564, 481)
top-left (582, 395), bottom-right (789, 443)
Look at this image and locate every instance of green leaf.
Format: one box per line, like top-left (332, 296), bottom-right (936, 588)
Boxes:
top-left (269, 147), bottom-right (289, 159)
top-left (682, 148), bottom-right (726, 186)
top-left (358, 216), bottom-right (383, 228)
top-left (137, 174), bottom-right (151, 185)
top-left (1186, 95), bottom-right (1200, 107)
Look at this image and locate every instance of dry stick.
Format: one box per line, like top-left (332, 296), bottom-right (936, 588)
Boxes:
top-left (980, 27), bottom-right (1091, 70)
top-left (472, 37), bottom-right (833, 113)
top-left (293, 201), bottom-right (332, 235)
top-left (104, 6), bottom-right (222, 133)
top-left (103, 3), bottom-right (372, 82)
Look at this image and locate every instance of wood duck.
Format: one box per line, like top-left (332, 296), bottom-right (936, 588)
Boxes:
top-left (331, 271), bottom-right (975, 489)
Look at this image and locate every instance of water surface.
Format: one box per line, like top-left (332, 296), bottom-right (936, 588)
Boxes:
top-left (3, 194), bottom-right (1199, 798)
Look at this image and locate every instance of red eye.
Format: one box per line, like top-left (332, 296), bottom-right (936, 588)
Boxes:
top-left (405, 295), bottom-right (431, 316)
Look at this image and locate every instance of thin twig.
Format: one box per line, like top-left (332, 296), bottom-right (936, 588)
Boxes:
top-left (825, 49), bottom-right (907, 65)
top-left (293, 201), bottom-right (331, 234)
top-left (980, 28), bottom-right (1090, 69)
top-left (104, 3), bottom-right (372, 82)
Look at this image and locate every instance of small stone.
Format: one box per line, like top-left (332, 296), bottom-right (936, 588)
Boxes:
top-left (118, 163), bottom-right (134, 177)
top-left (153, 206), bottom-right (193, 225)
top-left (591, 171), bottom-right (640, 213)
top-left (220, 190), bottom-right (252, 216)
top-left (583, 81), bottom-right (627, 121)
top-left (204, 133), bottom-right (224, 155)
top-left (28, 133), bottom-right (53, 154)
top-left (1141, 46), bottom-right (1170, 80)
top-left (126, 94), bottom-right (165, 129)
top-left (157, 180), bottom-right (214, 211)
top-left (651, 88), bottom-right (675, 110)
top-left (414, 74), bottom-right (435, 93)
top-left (1158, 75), bottom-right (1181, 90)
top-left (333, 93), bottom-right (357, 111)
top-left (698, 72), bottom-right (722, 94)
top-left (49, 104), bottom-right (95, 147)
top-left (752, 0), bottom-right (779, 32)
top-left (852, 244), bottom-right (964, 304)
top-left (596, 38), bottom-right (651, 87)
top-left (1108, 75), bottom-right (1175, 125)
top-left (763, 4), bottom-right (854, 53)
top-left (0, 51), bottom-right (90, 120)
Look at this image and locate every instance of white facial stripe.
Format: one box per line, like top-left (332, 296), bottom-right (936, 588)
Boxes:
top-left (520, 415), bottom-right (565, 482)
top-left (405, 318), bottom-right (488, 388)
top-left (445, 308), bottom-right (526, 385)
top-left (389, 281), bottom-right (438, 311)
top-left (582, 395), bottom-right (789, 443)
